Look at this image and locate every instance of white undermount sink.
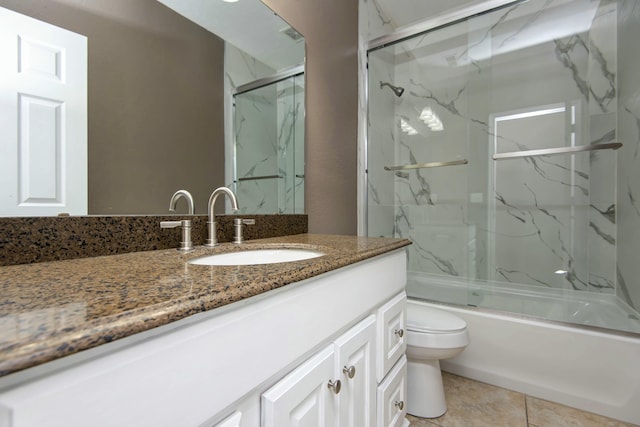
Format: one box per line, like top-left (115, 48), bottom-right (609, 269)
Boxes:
top-left (188, 248), bottom-right (325, 266)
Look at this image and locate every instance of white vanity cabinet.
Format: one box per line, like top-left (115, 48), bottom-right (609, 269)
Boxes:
top-left (261, 291), bottom-right (409, 427)
top-left (0, 250), bottom-right (407, 427)
top-left (262, 316), bottom-right (376, 427)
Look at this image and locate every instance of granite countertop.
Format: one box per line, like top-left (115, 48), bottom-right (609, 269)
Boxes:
top-left (0, 234), bottom-right (410, 377)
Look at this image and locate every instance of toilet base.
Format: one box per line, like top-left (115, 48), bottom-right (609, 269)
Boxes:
top-left (407, 359), bottom-right (447, 418)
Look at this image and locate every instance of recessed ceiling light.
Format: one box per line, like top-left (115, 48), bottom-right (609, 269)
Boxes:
top-left (223, 0), bottom-right (239, 3)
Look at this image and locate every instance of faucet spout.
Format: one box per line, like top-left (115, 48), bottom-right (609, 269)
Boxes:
top-left (205, 186), bottom-right (239, 247)
top-left (169, 190), bottom-right (195, 215)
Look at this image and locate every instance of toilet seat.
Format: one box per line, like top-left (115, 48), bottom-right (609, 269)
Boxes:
top-left (407, 304), bottom-right (467, 334)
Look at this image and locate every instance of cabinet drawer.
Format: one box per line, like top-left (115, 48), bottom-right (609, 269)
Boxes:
top-left (376, 356), bottom-right (407, 427)
top-left (376, 292), bottom-right (406, 381)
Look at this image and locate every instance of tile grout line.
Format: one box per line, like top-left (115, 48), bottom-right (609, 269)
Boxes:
top-left (524, 393), bottom-right (530, 426)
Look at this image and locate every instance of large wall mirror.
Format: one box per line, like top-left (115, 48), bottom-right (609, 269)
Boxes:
top-left (0, 0), bottom-right (304, 217)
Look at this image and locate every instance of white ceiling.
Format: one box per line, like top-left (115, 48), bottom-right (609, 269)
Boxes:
top-left (157, 0), bottom-right (303, 71)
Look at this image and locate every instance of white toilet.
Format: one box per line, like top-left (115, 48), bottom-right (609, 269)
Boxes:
top-left (406, 300), bottom-right (469, 418)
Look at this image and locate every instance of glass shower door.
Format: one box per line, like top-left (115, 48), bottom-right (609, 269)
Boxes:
top-left (234, 73), bottom-right (304, 214)
top-left (366, 0), bottom-right (640, 333)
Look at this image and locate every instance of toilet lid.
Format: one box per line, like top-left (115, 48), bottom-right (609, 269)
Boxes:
top-left (406, 304), bottom-right (467, 333)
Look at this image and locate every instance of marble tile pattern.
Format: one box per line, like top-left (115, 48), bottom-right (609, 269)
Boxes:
top-left (363, 0), bottom-right (640, 311)
top-left (0, 233), bottom-right (410, 377)
top-left (616, 0), bottom-right (640, 315)
top-left (0, 214), bottom-right (307, 266)
top-left (226, 44), bottom-right (305, 215)
top-left (408, 372), bottom-right (638, 427)
top-left (234, 78), bottom-right (305, 215)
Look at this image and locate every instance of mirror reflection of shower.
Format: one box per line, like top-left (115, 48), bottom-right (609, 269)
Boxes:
top-left (233, 71), bottom-right (305, 215)
top-left (380, 81), bottom-right (405, 97)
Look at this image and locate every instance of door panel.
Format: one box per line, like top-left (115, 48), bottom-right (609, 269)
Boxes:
top-left (0, 6), bottom-right (87, 216)
top-left (334, 315), bottom-right (376, 427)
top-left (262, 346), bottom-right (337, 427)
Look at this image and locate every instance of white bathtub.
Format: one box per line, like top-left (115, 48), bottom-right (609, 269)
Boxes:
top-left (409, 299), bottom-right (640, 424)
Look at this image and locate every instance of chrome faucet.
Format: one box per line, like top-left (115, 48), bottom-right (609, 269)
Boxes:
top-left (160, 219), bottom-right (193, 251)
top-left (205, 187), bottom-right (239, 247)
top-left (161, 190), bottom-right (195, 251)
top-left (169, 189), bottom-right (194, 214)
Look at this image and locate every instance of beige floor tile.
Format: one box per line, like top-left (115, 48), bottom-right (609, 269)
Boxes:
top-left (407, 414), bottom-right (440, 426)
top-left (526, 396), bottom-right (639, 427)
top-left (409, 372), bottom-right (527, 427)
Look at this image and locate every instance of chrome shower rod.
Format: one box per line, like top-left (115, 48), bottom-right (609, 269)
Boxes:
top-left (492, 142), bottom-right (623, 160)
top-left (235, 174), bottom-right (283, 182)
top-left (384, 159), bottom-right (468, 171)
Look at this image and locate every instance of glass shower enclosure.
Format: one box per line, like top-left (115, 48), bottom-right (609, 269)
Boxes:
top-left (233, 71), bottom-right (305, 214)
top-left (366, 0), bottom-right (640, 335)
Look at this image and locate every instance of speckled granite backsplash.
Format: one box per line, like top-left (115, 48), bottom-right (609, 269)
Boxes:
top-left (0, 215), bottom-right (307, 266)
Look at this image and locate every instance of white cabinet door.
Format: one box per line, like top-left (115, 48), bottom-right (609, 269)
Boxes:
top-left (262, 346), bottom-right (338, 427)
top-left (377, 293), bottom-right (407, 382)
top-left (0, 6), bottom-right (87, 216)
top-left (334, 315), bottom-right (376, 427)
top-left (376, 356), bottom-right (407, 427)
top-left (213, 412), bottom-right (242, 427)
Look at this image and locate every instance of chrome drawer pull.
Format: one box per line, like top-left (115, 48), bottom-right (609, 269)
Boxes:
top-left (343, 365), bottom-right (356, 379)
top-left (327, 379), bottom-right (342, 394)
top-left (394, 400), bottom-right (405, 410)
top-left (394, 328), bottom-right (404, 338)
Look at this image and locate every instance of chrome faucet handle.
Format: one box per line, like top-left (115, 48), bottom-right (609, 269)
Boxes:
top-left (233, 218), bottom-right (255, 244)
top-left (160, 219), bottom-right (193, 251)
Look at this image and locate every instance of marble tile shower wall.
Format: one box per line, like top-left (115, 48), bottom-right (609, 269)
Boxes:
top-left (364, 0), bottom-right (639, 310)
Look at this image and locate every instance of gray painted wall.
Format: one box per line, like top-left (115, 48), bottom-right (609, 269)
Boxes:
top-left (263, 0), bottom-right (359, 235)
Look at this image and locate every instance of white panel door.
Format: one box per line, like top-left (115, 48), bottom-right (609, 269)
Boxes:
top-left (262, 346), bottom-right (338, 427)
top-left (334, 315), bottom-right (376, 427)
top-left (0, 6), bottom-right (87, 216)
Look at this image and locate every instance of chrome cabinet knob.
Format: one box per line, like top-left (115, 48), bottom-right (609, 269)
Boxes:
top-left (327, 379), bottom-right (342, 394)
top-left (394, 328), bottom-right (404, 338)
top-left (394, 400), bottom-right (405, 410)
top-left (342, 365), bottom-right (356, 379)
